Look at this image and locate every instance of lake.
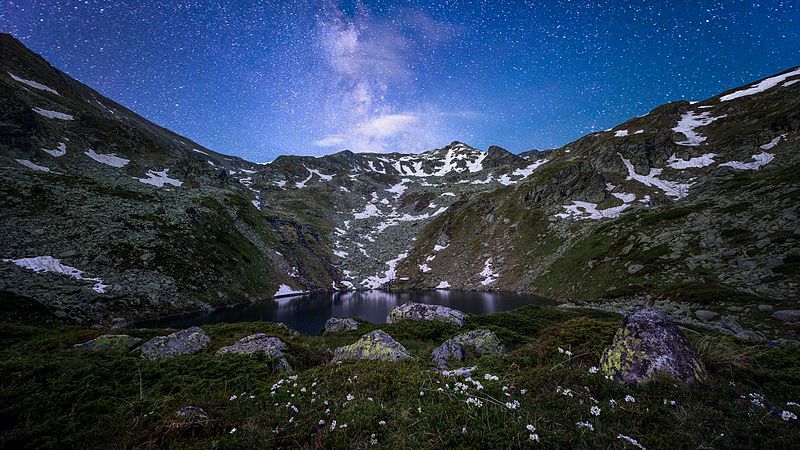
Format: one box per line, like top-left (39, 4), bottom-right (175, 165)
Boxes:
top-left (144, 290), bottom-right (555, 335)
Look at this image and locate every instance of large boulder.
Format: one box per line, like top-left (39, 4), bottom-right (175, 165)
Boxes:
top-left (74, 334), bottom-right (142, 351)
top-left (324, 317), bottom-right (360, 334)
top-left (432, 329), bottom-right (504, 368)
top-left (139, 327), bottom-right (210, 361)
top-left (332, 330), bottom-right (413, 362)
top-left (600, 308), bottom-right (706, 384)
top-left (773, 310), bottom-right (800, 324)
top-left (386, 302), bottom-right (466, 327)
top-left (216, 334), bottom-right (291, 371)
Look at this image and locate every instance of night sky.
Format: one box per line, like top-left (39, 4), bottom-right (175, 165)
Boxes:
top-left (2, 1), bottom-right (798, 161)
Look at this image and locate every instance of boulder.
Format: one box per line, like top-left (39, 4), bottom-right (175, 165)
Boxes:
top-left (74, 334), bottom-right (142, 351)
top-left (216, 334), bottom-right (287, 358)
top-left (386, 302), bottom-right (466, 327)
top-left (216, 334), bottom-right (292, 371)
top-left (139, 327), bottom-right (210, 361)
top-left (432, 329), bottom-right (504, 368)
top-left (175, 406), bottom-right (209, 425)
top-left (332, 330), bottom-right (413, 362)
top-left (773, 310), bottom-right (800, 324)
top-left (324, 317), bottom-right (360, 334)
top-left (694, 310), bottom-right (719, 321)
top-left (600, 308), bottom-right (707, 384)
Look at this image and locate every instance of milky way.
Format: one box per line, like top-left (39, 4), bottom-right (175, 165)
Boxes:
top-left (2, 0), bottom-right (798, 161)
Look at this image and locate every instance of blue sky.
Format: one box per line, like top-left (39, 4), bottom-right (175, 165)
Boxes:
top-left (2, 0), bottom-right (798, 161)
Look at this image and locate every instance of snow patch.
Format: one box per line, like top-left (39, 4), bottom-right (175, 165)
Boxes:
top-left (760, 133), bottom-right (787, 150)
top-left (479, 258), bottom-right (499, 286)
top-left (32, 107), bottom-right (73, 120)
top-left (719, 152), bottom-right (774, 170)
top-left (619, 154), bottom-right (691, 199)
top-left (361, 252), bottom-right (408, 289)
top-left (667, 153), bottom-right (716, 169)
top-left (672, 111), bottom-right (726, 146)
top-left (614, 130), bottom-right (629, 137)
top-left (556, 200), bottom-right (631, 220)
top-left (42, 142), bottom-right (67, 157)
top-left (436, 281), bottom-right (450, 289)
top-left (3, 256), bottom-right (108, 293)
top-left (720, 67), bottom-right (800, 101)
top-left (16, 159), bottom-right (50, 172)
top-left (8, 72), bottom-right (59, 95)
top-left (85, 149), bottom-right (129, 167)
top-left (137, 169), bottom-right (183, 188)
top-left (274, 284), bottom-right (307, 298)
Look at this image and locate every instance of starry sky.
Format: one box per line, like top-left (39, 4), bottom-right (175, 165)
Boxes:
top-left (1, 1), bottom-right (798, 161)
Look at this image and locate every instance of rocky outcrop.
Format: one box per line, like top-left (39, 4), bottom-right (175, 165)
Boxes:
top-left (74, 334), bottom-right (142, 351)
top-left (600, 308), bottom-right (707, 384)
top-left (773, 310), bottom-right (800, 324)
top-left (139, 327), bottom-right (210, 361)
top-left (332, 330), bottom-right (413, 362)
top-left (432, 329), bottom-right (504, 367)
top-left (387, 302), bottom-right (466, 327)
top-left (324, 317), bottom-right (360, 334)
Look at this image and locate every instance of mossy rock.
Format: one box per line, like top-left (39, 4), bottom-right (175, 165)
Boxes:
top-left (332, 329), bottom-right (413, 362)
top-left (600, 308), bottom-right (707, 384)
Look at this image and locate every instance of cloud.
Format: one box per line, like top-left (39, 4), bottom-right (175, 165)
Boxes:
top-left (356, 114), bottom-right (418, 138)
top-left (313, 134), bottom-right (346, 147)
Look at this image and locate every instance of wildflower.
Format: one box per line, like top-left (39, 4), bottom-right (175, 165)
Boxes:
top-left (229, 395), bottom-right (238, 401)
top-left (590, 406), bottom-right (601, 416)
top-left (289, 416), bottom-right (294, 423)
top-left (558, 347), bottom-right (564, 353)
top-left (617, 434), bottom-right (646, 450)
top-left (330, 420), bottom-right (337, 431)
top-left (576, 421), bottom-right (594, 431)
top-left (609, 399), bottom-right (617, 407)
top-left (462, 426), bottom-right (467, 434)
top-left (319, 420), bottom-right (325, 425)
top-left (520, 389), bottom-right (527, 395)
top-left (300, 387), bottom-right (307, 393)
top-left (466, 397), bottom-right (483, 408)
top-left (526, 424), bottom-right (536, 432)
top-left (339, 424), bottom-right (348, 429)
top-left (484, 374), bottom-right (499, 381)
top-left (249, 395), bottom-right (255, 399)
top-left (787, 401), bottom-right (799, 408)
top-left (368, 397), bottom-right (374, 401)
top-left (417, 407), bottom-right (422, 413)
top-left (505, 400), bottom-right (520, 410)
top-left (379, 420), bottom-right (387, 426)
top-left (529, 433), bottom-right (540, 442)
top-left (229, 427), bottom-right (237, 434)
top-left (325, 408), bottom-right (331, 414)
top-left (625, 395), bottom-right (636, 403)
top-left (588, 366), bottom-right (598, 374)
top-left (370, 433), bottom-right (378, 445)
top-left (346, 394), bottom-right (354, 401)
top-left (749, 393), bottom-right (765, 408)
top-left (420, 391), bottom-right (425, 396)
top-left (663, 399), bottom-right (676, 406)
top-left (782, 410), bottom-right (798, 421)
top-left (565, 350), bottom-right (573, 357)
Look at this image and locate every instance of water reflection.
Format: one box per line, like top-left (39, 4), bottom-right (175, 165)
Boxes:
top-left (146, 290), bottom-right (553, 335)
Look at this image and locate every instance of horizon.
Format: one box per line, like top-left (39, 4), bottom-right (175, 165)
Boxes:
top-left (1, 1), bottom-right (798, 161)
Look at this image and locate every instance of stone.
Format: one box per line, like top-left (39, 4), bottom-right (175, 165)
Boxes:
top-left (175, 406), bottom-right (209, 425)
top-left (74, 334), bottom-right (142, 351)
top-left (386, 302), bottom-right (466, 327)
top-left (599, 308), bottom-right (707, 384)
top-left (757, 304), bottom-right (773, 312)
top-left (216, 334), bottom-right (287, 358)
top-left (694, 310), bottom-right (719, 321)
top-left (627, 264), bottom-right (644, 275)
top-left (324, 317), bottom-right (360, 334)
top-left (139, 327), bottom-right (210, 361)
top-left (432, 329), bottom-right (504, 367)
top-left (773, 310), bottom-right (800, 324)
top-left (332, 330), bottom-right (413, 362)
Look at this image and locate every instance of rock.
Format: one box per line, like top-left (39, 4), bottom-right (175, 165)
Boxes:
top-left (694, 310), bottom-right (719, 321)
top-left (74, 334), bottom-right (142, 351)
top-left (175, 406), bottom-right (209, 425)
top-left (216, 333), bottom-right (291, 370)
top-left (627, 264), bottom-right (644, 274)
top-left (386, 302), bottom-right (466, 327)
top-left (139, 327), bottom-right (210, 361)
top-left (599, 308), bottom-right (707, 384)
top-left (773, 310), bottom-right (800, 324)
top-left (332, 330), bottom-right (413, 362)
top-left (432, 329), bottom-right (504, 368)
top-left (324, 317), bottom-right (360, 334)
top-left (109, 317), bottom-right (128, 329)
top-left (757, 304), bottom-right (773, 312)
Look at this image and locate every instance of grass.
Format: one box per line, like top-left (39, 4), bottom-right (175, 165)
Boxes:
top-left (1, 305), bottom-right (799, 449)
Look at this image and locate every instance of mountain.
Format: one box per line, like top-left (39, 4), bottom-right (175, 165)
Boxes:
top-left (1, 33), bottom-right (798, 336)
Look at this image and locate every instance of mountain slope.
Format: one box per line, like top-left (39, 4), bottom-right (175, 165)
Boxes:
top-left (1, 33), bottom-right (798, 333)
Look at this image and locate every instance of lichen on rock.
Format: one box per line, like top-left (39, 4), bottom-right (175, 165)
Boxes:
top-left (386, 302), bottom-right (467, 327)
top-left (139, 326), bottom-right (210, 361)
top-left (432, 329), bottom-right (504, 368)
top-left (324, 317), bottom-right (360, 334)
top-left (332, 329), bottom-right (413, 362)
top-left (216, 333), bottom-right (292, 371)
top-left (600, 308), bottom-right (707, 384)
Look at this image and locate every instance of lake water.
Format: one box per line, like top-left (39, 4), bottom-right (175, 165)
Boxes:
top-left (145, 290), bottom-right (554, 335)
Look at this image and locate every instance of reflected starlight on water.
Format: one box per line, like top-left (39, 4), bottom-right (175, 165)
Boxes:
top-left (145, 290), bottom-right (554, 335)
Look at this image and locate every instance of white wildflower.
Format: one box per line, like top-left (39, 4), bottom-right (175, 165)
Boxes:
top-left (589, 366), bottom-right (598, 374)
top-left (484, 373), bottom-right (499, 381)
top-left (420, 391), bottom-right (425, 396)
top-left (520, 389), bottom-right (527, 395)
top-left (229, 427), bottom-right (237, 434)
top-left (300, 387), bottom-right (307, 393)
top-left (330, 420), bottom-right (337, 431)
top-left (346, 394), bottom-right (354, 401)
top-left (417, 407), bottom-right (422, 413)
top-left (526, 424), bottom-right (536, 432)
top-left (319, 419), bottom-right (325, 425)
top-left (466, 397), bottom-right (484, 408)
top-left (576, 421), bottom-right (594, 431)
top-left (663, 399), bottom-right (676, 406)
top-left (505, 400), bottom-right (520, 410)
top-left (590, 406), bottom-right (601, 416)
top-left (379, 420), bottom-right (387, 426)
top-left (617, 434), bottom-right (646, 450)
top-left (782, 410), bottom-right (798, 421)
top-left (625, 395), bottom-right (636, 403)
top-left (529, 433), bottom-right (540, 442)
top-left (229, 395), bottom-right (238, 401)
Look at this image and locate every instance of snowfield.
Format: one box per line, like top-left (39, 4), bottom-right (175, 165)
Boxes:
top-left (84, 149), bottom-right (130, 167)
top-left (8, 72), bottom-right (59, 95)
top-left (137, 169), bottom-right (183, 188)
top-left (2, 256), bottom-right (108, 293)
top-left (32, 107), bottom-right (73, 120)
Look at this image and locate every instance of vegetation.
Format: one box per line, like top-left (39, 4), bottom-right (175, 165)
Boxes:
top-left (2, 305), bottom-right (799, 448)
